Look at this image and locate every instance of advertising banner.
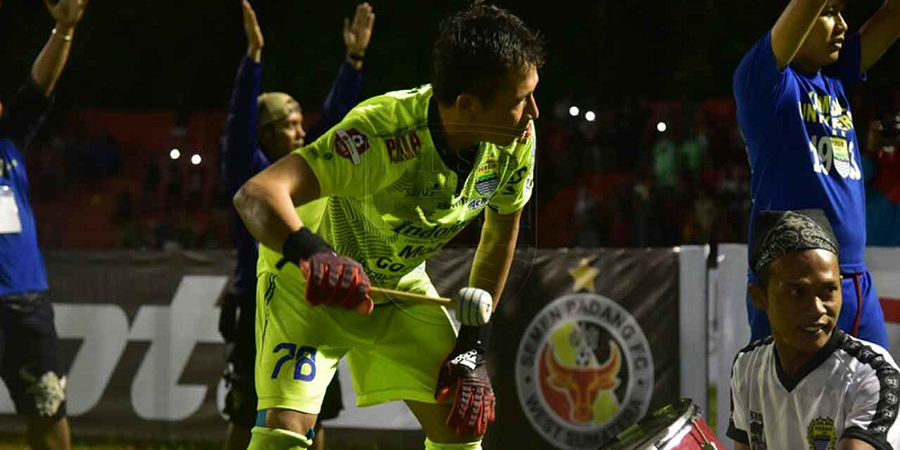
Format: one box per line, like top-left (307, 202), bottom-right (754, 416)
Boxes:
top-left (422, 248), bottom-right (685, 449)
top-left (0, 247), bottom-right (695, 449)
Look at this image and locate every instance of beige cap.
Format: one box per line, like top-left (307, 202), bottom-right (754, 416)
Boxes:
top-left (257, 92), bottom-right (301, 129)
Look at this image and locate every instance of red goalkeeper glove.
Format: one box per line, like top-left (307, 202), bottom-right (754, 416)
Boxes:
top-left (434, 324), bottom-right (495, 437)
top-left (277, 228), bottom-right (373, 314)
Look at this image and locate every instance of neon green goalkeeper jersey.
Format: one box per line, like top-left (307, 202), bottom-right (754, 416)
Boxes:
top-left (258, 84), bottom-right (536, 293)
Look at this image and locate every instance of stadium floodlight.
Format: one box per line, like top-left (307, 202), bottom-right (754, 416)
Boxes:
top-left (657, 121), bottom-right (667, 132)
top-left (585, 111), bottom-right (596, 122)
top-left (569, 106), bottom-right (580, 117)
top-left (170, 148), bottom-right (180, 160)
top-left (191, 154), bottom-right (202, 165)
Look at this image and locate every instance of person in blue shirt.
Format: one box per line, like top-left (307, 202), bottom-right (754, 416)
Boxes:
top-left (734, 0), bottom-right (900, 348)
top-left (218, 3), bottom-right (373, 450)
top-left (862, 115), bottom-right (900, 246)
top-left (0, 0), bottom-right (89, 449)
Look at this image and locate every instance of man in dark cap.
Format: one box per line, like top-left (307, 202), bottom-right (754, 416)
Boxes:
top-left (729, 209), bottom-right (900, 450)
top-left (218, 2), bottom-right (374, 450)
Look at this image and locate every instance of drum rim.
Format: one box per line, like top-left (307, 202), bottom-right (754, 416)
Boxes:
top-left (651, 399), bottom-right (699, 450)
top-left (600, 398), bottom-right (699, 450)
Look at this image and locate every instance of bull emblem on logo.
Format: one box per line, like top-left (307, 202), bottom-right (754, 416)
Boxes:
top-left (541, 340), bottom-right (622, 423)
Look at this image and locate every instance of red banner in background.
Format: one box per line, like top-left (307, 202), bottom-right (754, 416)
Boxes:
top-left (869, 248), bottom-right (900, 356)
top-left (879, 299), bottom-right (900, 323)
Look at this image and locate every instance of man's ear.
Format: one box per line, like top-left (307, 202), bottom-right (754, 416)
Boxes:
top-left (455, 93), bottom-right (481, 119)
top-left (749, 283), bottom-right (768, 311)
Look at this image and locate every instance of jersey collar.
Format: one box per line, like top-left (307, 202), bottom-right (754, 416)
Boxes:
top-left (427, 95), bottom-right (451, 154)
top-left (774, 328), bottom-right (846, 393)
top-left (427, 96), bottom-right (479, 195)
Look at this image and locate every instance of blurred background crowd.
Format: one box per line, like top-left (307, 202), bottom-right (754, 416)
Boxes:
top-left (2, 0), bottom-right (899, 251)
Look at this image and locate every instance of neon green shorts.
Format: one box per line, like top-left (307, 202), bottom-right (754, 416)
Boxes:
top-left (255, 271), bottom-right (457, 414)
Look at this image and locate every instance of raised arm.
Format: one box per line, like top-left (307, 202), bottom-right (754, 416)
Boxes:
top-left (243, 0), bottom-right (263, 63)
top-left (771, 0), bottom-right (831, 69)
top-left (222, 0), bottom-right (265, 195)
top-left (343, 3), bottom-right (375, 71)
top-left (305, 3), bottom-right (373, 142)
top-left (32, 0), bottom-right (90, 96)
top-left (859, 0), bottom-right (900, 72)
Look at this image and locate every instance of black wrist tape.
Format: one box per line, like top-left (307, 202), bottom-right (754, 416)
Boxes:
top-left (275, 228), bottom-right (333, 269)
top-left (458, 323), bottom-right (492, 351)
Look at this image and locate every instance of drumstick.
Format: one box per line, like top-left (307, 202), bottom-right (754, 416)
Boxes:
top-left (369, 287), bottom-right (452, 305)
top-left (368, 287), bottom-right (493, 326)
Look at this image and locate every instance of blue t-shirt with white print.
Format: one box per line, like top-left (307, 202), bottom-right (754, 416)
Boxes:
top-left (735, 30), bottom-right (867, 274)
top-left (0, 79), bottom-right (52, 296)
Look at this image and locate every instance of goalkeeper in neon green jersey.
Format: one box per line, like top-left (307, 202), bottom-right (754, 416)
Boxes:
top-left (233, 4), bottom-right (544, 449)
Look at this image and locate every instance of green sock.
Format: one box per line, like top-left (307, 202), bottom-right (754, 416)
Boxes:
top-left (247, 426), bottom-right (313, 450)
top-left (424, 437), bottom-right (483, 450)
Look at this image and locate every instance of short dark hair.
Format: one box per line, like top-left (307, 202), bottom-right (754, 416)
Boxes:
top-left (431, 3), bottom-right (545, 105)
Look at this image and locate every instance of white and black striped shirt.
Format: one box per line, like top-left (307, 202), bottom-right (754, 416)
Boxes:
top-left (729, 329), bottom-right (900, 450)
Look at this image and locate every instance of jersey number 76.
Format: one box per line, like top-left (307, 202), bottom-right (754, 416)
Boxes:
top-left (271, 343), bottom-right (317, 381)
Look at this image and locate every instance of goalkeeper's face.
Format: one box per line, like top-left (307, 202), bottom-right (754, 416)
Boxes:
top-left (471, 64), bottom-right (540, 147)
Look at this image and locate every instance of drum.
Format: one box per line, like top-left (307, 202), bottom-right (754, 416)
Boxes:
top-left (599, 399), bottom-right (723, 450)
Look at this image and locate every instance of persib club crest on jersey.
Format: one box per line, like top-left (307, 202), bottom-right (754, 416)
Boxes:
top-left (475, 161), bottom-right (500, 195)
top-left (334, 128), bottom-right (370, 165)
top-left (807, 417), bottom-right (836, 450)
top-left (516, 294), bottom-right (653, 449)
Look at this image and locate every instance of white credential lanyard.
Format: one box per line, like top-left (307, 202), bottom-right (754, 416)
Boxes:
top-left (0, 185), bottom-right (23, 234)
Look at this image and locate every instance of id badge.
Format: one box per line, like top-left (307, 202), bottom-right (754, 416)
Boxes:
top-left (0, 185), bottom-right (23, 234)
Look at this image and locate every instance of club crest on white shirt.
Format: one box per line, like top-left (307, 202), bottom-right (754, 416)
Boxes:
top-left (806, 417), bottom-right (836, 450)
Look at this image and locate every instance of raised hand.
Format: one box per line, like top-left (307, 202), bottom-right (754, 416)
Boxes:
top-left (343, 2), bottom-right (375, 57)
top-left (44, 0), bottom-right (89, 31)
top-left (241, 0), bottom-right (264, 62)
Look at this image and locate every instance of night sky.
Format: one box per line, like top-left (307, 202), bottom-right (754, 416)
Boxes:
top-left (1, 0), bottom-right (897, 112)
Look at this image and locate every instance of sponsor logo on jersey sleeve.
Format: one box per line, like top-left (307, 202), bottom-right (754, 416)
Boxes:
top-left (335, 129), bottom-right (370, 165)
top-left (385, 131), bottom-right (422, 163)
top-left (750, 411), bottom-right (767, 450)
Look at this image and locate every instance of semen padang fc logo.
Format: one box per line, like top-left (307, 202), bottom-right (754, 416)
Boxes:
top-left (516, 293), bottom-right (654, 449)
top-left (540, 323), bottom-right (624, 425)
